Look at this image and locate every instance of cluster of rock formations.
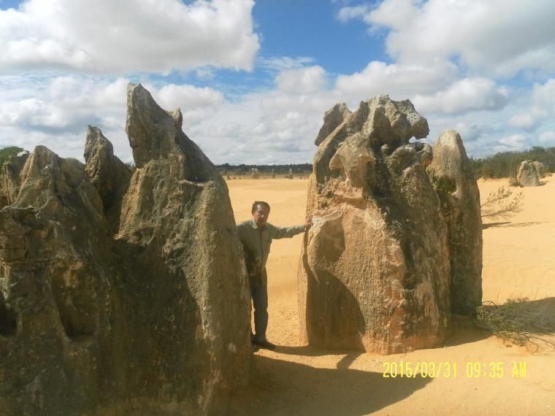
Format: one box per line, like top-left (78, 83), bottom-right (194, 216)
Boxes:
top-left (298, 96), bottom-right (482, 354)
top-left (0, 86), bottom-right (487, 410)
top-left (0, 84), bottom-right (251, 415)
top-left (513, 160), bottom-right (546, 187)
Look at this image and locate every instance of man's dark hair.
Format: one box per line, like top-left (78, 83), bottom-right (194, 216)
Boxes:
top-left (251, 201), bottom-right (271, 213)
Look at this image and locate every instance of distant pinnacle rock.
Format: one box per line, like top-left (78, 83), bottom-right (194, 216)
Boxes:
top-left (517, 160), bottom-right (540, 186)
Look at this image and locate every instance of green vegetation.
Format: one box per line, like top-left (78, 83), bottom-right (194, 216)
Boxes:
top-left (0, 146), bottom-right (25, 168)
top-left (216, 163), bottom-right (312, 178)
top-left (431, 175), bottom-right (457, 194)
top-left (471, 146), bottom-right (555, 179)
top-left (476, 298), bottom-right (555, 349)
top-left (219, 146), bottom-right (555, 180)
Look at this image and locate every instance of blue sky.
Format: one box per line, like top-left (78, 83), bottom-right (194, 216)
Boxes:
top-left (1, 0), bottom-right (555, 164)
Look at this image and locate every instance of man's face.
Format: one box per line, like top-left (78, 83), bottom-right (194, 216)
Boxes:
top-left (252, 205), bottom-right (270, 228)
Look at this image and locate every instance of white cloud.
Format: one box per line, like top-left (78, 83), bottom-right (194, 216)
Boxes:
top-left (260, 56), bottom-right (315, 73)
top-left (365, 0), bottom-right (420, 30)
top-left (194, 68), bottom-right (215, 80)
top-left (412, 78), bottom-right (509, 114)
top-left (504, 79), bottom-right (555, 132)
top-left (495, 134), bottom-right (529, 152)
top-left (152, 84), bottom-right (225, 110)
top-left (0, 0), bottom-right (259, 73)
top-left (335, 59), bottom-right (458, 100)
top-left (148, 83), bottom-right (227, 129)
top-left (337, 5), bottom-right (371, 22)
top-left (531, 79), bottom-right (555, 110)
top-left (538, 131), bottom-right (555, 145)
top-left (3, 2), bottom-right (555, 166)
top-left (508, 113), bottom-right (535, 130)
top-left (276, 66), bottom-right (326, 94)
top-left (346, 0), bottom-right (555, 77)
top-left (186, 87), bottom-right (341, 164)
top-left (451, 122), bottom-right (483, 143)
top-left (0, 74), bottom-right (231, 162)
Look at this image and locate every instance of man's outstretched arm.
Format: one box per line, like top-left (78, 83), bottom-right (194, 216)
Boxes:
top-left (269, 215), bottom-right (313, 239)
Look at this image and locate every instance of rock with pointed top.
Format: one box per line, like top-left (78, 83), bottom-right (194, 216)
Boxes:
top-left (84, 126), bottom-right (132, 233)
top-left (427, 130), bottom-right (483, 315)
top-left (315, 103), bottom-right (352, 146)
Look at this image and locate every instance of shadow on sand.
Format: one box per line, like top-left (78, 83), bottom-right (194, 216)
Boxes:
top-left (275, 345), bottom-right (364, 370)
top-left (229, 316), bottom-right (504, 415)
top-left (482, 221), bottom-right (547, 229)
top-left (229, 354), bottom-right (432, 416)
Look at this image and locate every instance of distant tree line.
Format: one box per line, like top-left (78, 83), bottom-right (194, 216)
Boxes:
top-left (471, 146), bottom-right (555, 179)
top-left (4, 145), bottom-right (554, 180)
top-left (219, 146), bottom-right (555, 179)
top-left (216, 163), bottom-right (312, 176)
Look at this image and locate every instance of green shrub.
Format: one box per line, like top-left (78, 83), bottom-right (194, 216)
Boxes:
top-left (472, 146), bottom-right (555, 178)
top-left (0, 146), bottom-right (25, 168)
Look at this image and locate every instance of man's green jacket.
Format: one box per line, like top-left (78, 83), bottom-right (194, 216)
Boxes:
top-left (237, 218), bottom-right (305, 285)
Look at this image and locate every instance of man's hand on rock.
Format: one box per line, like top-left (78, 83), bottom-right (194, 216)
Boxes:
top-left (304, 215), bottom-right (313, 230)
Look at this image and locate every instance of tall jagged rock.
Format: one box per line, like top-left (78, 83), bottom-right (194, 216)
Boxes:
top-left (84, 126), bottom-right (132, 233)
top-left (0, 147), bottom-right (124, 415)
top-left (115, 84), bottom-right (252, 415)
top-left (517, 160), bottom-right (540, 186)
top-left (427, 130), bottom-right (482, 315)
top-left (0, 84), bottom-right (251, 415)
top-left (299, 96), bottom-right (451, 354)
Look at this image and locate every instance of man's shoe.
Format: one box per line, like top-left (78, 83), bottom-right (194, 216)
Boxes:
top-left (252, 339), bottom-right (276, 350)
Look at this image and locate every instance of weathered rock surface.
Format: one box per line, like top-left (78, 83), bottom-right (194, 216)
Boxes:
top-left (0, 151), bottom-right (29, 209)
top-left (427, 130), bottom-right (483, 315)
top-left (314, 103), bottom-right (352, 146)
top-left (84, 126), bottom-right (132, 233)
top-left (0, 147), bottom-right (122, 415)
top-left (299, 95), bottom-right (451, 354)
top-left (0, 84), bottom-right (251, 415)
top-left (533, 161), bottom-right (546, 178)
top-left (517, 160), bottom-right (540, 186)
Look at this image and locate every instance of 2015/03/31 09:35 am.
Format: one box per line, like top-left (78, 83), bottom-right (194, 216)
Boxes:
top-left (382, 361), bottom-right (527, 379)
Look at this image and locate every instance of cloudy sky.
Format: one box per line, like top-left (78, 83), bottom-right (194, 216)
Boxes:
top-left (1, 0), bottom-right (555, 165)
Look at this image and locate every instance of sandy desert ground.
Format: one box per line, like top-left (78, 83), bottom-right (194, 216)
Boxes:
top-left (227, 176), bottom-right (555, 416)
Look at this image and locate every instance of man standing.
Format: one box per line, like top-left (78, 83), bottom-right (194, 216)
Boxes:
top-left (237, 201), bottom-right (312, 350)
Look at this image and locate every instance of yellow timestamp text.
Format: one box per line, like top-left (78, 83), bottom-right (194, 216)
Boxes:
top-left (382, 361), bottom-right (527, 379)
